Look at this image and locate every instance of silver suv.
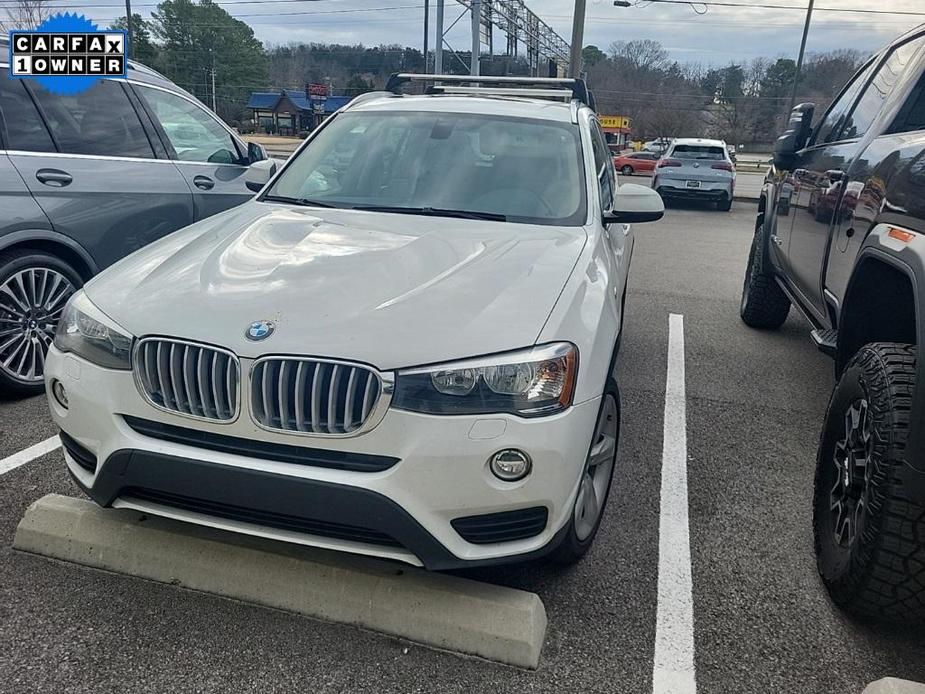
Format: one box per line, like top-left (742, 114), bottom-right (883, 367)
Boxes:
top-left (652, 137), bottom-right (736, 211)
top-left (0, 55), bottom-right (271, 394)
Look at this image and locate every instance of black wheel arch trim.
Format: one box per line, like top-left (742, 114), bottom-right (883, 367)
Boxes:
top-left (0, 229), bottom-right (99, 277)
top-left (839, 238), bottom-right (925, 487)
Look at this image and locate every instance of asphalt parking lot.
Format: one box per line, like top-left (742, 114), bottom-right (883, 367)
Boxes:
top-left (3, 201), bottom-right (925, 693)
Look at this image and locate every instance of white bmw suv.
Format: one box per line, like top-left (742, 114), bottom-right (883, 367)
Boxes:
top-left (44, 74), bottom-right (664, 570)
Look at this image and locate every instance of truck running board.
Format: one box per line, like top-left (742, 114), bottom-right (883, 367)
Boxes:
top-left (811, 329), bottom-right (838, 358)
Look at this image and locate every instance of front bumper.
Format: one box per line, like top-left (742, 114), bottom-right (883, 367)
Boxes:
top-left (45, 346), bottom-right (601, 569)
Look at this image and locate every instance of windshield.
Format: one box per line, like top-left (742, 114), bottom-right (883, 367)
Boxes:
top-left (672, 145), bottom-right (727, 160)
top-left (263, 111), bottom-right (586, 226)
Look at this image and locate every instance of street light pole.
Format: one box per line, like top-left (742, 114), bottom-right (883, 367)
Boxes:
top-left (124, 0), bottom-right (133, 59)
top-left (435, 0), bottom-right (444, 74)
top-left (568, 0), bottom-right (586, 78)
top-left (788, 0), bottom-right (815, 113)
top-left (470, 0), bottom-right (481, 76)
top-left (423, 0), bottom-right (429, 72)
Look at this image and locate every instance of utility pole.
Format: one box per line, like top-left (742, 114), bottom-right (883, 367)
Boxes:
top-left (423, 0), bottom-right (429, 72)
top-left (124, 0), bottom-right (133, 59)
top-left (435, 0), bottom-right (444, 74)
top-left (210, 66), bottom-right (217, 113)
top-left (470, 0), bottom-right (481, 75)
top-left (788, 0), bottom-right (815, 113)
top-left (568, 0), bottom-right (586, 78)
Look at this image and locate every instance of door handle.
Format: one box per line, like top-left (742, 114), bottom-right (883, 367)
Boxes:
top-left (35, 169), bottom-right (72, 187)
top-left (193, 175), bottom-right (214, 191)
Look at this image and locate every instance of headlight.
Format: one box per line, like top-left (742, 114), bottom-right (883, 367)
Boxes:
top-left (392, 343), bottom-right (577, 417)
top-left (54, 291), bottom-right (133, 370)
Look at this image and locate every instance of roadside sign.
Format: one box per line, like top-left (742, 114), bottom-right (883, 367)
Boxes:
top-left (306, 83), bottom-right (328, 100)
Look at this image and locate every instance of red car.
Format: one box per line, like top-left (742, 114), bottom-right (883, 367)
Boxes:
top-left (613, 151), bottom-right (659, 176)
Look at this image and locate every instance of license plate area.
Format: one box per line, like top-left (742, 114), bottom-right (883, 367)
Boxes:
top-left (686, 180), bottom-right (702, 189)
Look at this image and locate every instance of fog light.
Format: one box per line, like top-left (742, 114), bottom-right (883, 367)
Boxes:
top-left (489, 449), bottom-right (531, 481)
top-left (51, 379), bottom-right (68, 409)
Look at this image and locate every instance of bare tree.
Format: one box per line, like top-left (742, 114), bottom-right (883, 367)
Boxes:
top-left (0, 0), bottom-right (50, 31)
top-left (608, 39), bottom-right (670, 73)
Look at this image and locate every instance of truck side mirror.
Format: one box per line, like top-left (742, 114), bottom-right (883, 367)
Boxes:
top-left (773, 103), bottom-right (815, 170)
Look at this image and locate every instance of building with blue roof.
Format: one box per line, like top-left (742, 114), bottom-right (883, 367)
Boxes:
top-left (246, 89), bottom-right (352, 134)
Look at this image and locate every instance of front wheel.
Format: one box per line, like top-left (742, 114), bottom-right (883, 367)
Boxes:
top-left (813, 343), bottom-right (925, 621)
top-left (621, 165), bottom-right (634, 176)
top-left (0, 250), bottom-right (82, 395)
top-left (550, 381), bottom-right (620, 565)
top-left (740, 217), bottom-right (790, 329)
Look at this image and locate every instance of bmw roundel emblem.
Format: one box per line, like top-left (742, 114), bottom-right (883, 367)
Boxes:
top-left (245, 320), bottom-right (275, 341)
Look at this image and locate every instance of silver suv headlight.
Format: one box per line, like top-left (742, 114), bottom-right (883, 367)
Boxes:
top-left (392, 343), bottom-right (577, 417)
top-left (54, 291), bottom-right (133, 370)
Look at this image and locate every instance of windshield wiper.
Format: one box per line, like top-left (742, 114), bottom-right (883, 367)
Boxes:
top-left (261, 194), bottom-right (338, 208)
top-left (351, 205), bottom-right (508, 222)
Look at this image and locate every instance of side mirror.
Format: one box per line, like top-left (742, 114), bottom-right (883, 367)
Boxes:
top-left (245, 159), bottom-right (277, 192)
top-left (247, 141), bottom-right (268, 164)
top-left (773, 102), bottom-right (815, 170)
top-left (603, 183), bottom-right (665, 225)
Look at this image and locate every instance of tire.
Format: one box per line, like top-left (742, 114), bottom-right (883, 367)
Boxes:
top-left (550, 379), bottom-right (620, 565)
top-left (0, 250), bottom-right (83, 396)
top-left (813, 343), bottom-right (925, 621)
top-left (621, 165), bottom-right (634, 176)
top-left (718, 197), bottom-right (733, 212)
top-left (740, 216), bottom-right (790, 329)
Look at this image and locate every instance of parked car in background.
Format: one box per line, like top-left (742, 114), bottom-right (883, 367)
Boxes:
top-left (45, 74), bottom-right (665, 572)
top-left (0, 50), bottom-right (273, 394)
top-left (739, 25), bottom-right (925, 620)
top-left (614, 151), bottom-right (658, 176)
top-left (652, 138), bottom-right (736, 211)
top-left (643, 138), bottom-right (671, 155)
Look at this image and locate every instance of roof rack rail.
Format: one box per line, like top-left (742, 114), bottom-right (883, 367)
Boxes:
top-left (385, 73), bottom-right (593, 108)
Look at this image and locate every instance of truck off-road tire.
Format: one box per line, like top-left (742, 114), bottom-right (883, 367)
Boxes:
top-left (550, 379), bottom-right (620, 565)
top-left (0, 250), bottom-right (82, 396)
top-left (813, 343), bottom-right (925, 621)
top-left (740, 218), bottom-right (790, 329)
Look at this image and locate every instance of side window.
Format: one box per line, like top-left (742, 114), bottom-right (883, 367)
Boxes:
top-left (138, 86), bottom-right (241, 164)
top-left (813, 60), bottom-right (878, 145)
top-left (893, 76), bottom-right (925, 133)
top-left (29, 80), bottom-right (154, 158)
top-left (0, 80), bottom-right (55, 152)
top-left (590, 122), bottom-right (614, 210)
top-left (842, 36), bottom-right (925, 140)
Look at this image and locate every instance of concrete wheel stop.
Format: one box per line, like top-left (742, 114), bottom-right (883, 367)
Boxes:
top-left (13, 494), bottom-right (547, 669)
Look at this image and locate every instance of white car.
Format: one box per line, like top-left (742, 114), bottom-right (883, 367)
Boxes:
top-left (653, 137), bottom-right (736, 211)
top-left (44, 74), bottom-right (664, 570)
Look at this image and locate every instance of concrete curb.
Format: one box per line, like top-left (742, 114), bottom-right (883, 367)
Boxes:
top-left (13, 494), bottom-right (548, 669)
top-left (864, 679), bottom-right (925, 693)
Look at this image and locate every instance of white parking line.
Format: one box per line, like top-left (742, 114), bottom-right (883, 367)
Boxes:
top-left (653, 313), bottom-right (697, 694)
top-left (0, 435), bottom-right (61, 476)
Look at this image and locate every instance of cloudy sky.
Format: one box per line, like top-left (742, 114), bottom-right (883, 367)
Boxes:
top-left (78, 0), bottom-right (925, 69)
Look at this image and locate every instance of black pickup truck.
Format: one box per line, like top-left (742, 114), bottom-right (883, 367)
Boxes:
top-left (740, 25), bottom-right (925, 620)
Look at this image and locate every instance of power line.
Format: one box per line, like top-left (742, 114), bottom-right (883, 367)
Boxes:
top-left (632, 0), bottom-right (925, 18)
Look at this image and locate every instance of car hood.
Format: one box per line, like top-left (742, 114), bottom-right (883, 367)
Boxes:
top-left (86, 202), bottom-right (587, 370)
